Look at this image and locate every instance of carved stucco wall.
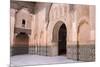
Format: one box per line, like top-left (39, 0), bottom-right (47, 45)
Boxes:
top-left (15, 8), bottom-right (32, 29)
top-left (10, 1), bottom-right (95, 61)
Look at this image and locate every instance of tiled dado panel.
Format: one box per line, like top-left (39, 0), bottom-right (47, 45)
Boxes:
top-left (29, 45), bottom-right (58, 56)
top-left (67, 44), bottom-right (95, 61)
top-left (29, 45), bottom-right (48, 56)
top-left (11, 46), bottom-right (28, 56)
top-left (11, 45), bottom-right (57, 56)
top-left (78, 44), bottom-right (95, 61)
top-left (67, 45), bottom-right (78, 60)
top-left (11, 44), bottom-right (95, 62)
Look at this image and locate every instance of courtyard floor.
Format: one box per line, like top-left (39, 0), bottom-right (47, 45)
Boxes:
top-left (10, 54), bottom-right (82, 66)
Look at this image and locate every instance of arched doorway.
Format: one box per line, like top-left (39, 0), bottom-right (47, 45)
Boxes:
top-left (52, 21), bottom-right (67, 56)
top-left (13, 32), bottom-right (29, 55)
top-left (58, 24), bottom-right (67, 55)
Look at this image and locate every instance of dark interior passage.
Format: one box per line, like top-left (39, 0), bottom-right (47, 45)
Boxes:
top-left (12, 32), bottom-right (29, 56)
top-left (58, 24), bottom-right (67, 55)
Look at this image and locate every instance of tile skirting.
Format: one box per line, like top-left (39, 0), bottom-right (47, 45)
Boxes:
top-left (11, 44), bottom-right (95, 62)
top-left (67, 44), bottom-right (95, 61)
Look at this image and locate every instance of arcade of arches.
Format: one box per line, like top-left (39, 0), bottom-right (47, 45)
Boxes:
top-left (10, 1), bottom-right (95, 62)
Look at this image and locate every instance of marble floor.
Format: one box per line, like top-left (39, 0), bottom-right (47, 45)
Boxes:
top-left (10, 54), bottom-right (82, 66)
